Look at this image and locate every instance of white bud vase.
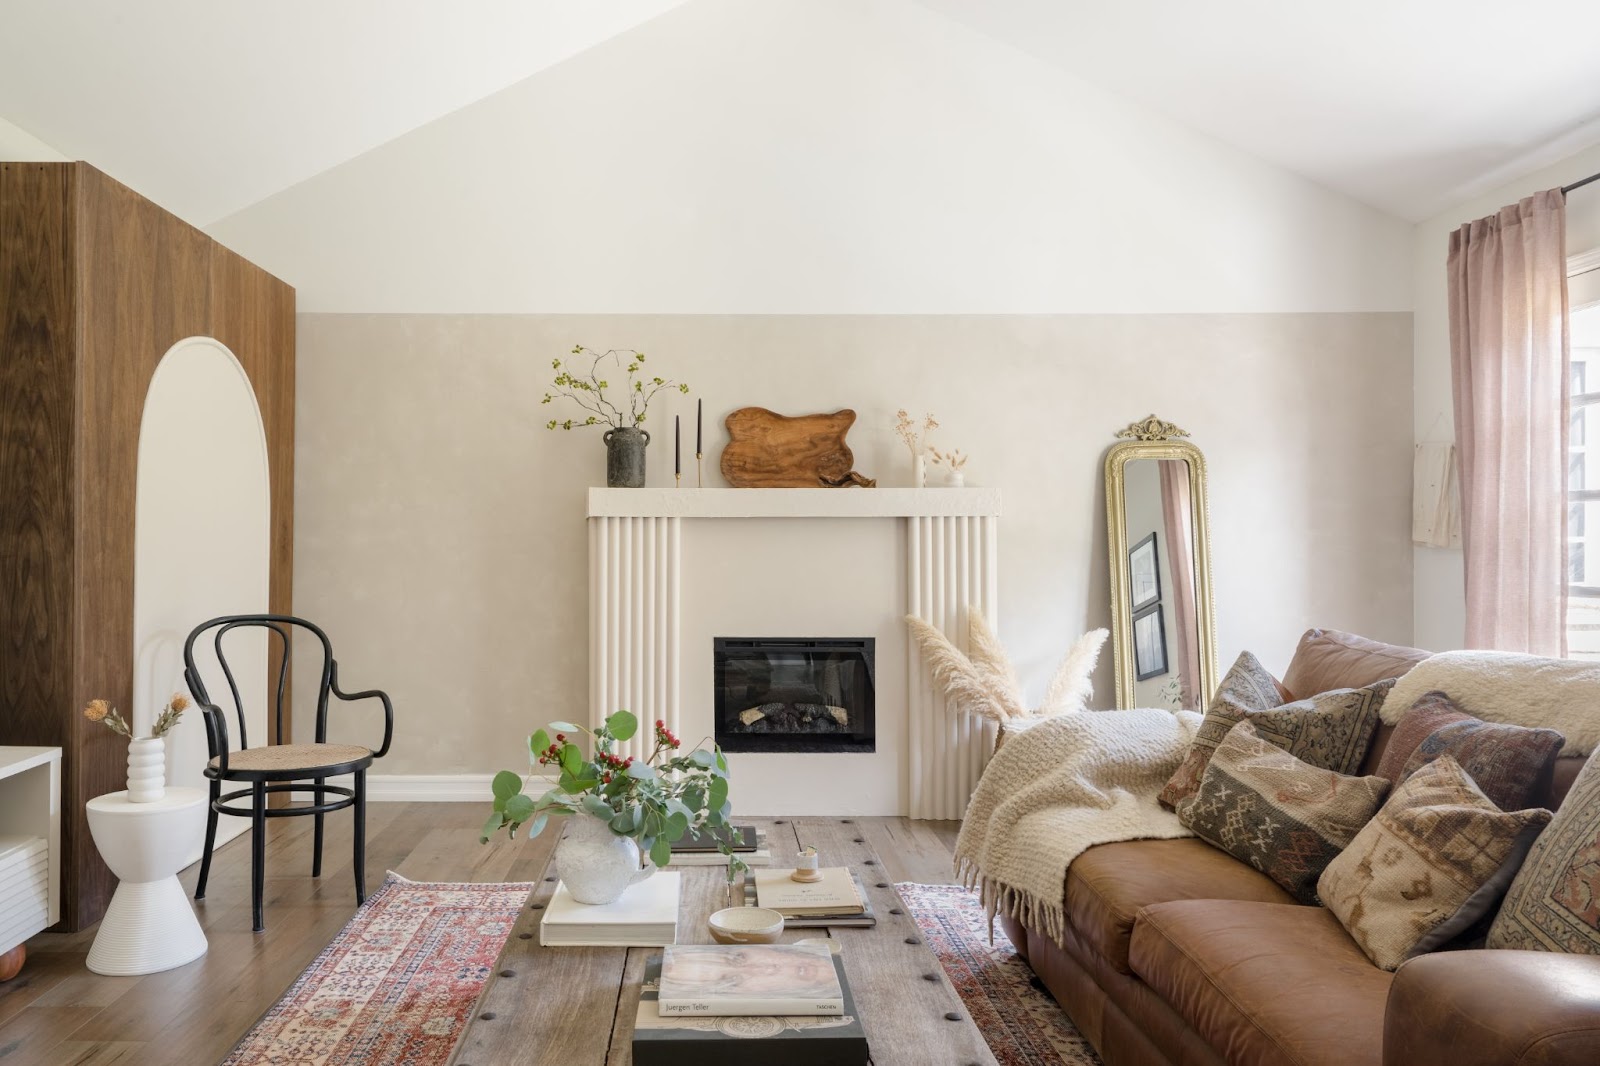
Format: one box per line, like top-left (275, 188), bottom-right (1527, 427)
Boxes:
top-left (912, 453), bottom-right (927, 488)
top-left (126, 737), bottom-right (166, 803)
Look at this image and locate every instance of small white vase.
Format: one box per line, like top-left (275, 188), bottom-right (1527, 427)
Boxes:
top-left (554, 813), bottom-right (656, 905)
top-left (912, 453), bottom-right (927, 488)
top-left (943, 468), bottom-right (966, 488)
top-left (126, 737), bottom-right (166, 804)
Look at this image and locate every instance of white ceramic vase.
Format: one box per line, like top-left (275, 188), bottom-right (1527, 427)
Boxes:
top-left (912, 453), bottom-right (927, 488)
top-left (944, 468), bottom-right (966, 488)
top-left (126, 737), bottom-right (165, 804)
top-left (555, 813), bottom-right (656, 904)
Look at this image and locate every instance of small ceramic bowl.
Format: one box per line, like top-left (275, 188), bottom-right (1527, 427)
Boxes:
top-left (708, 906), bottom-right (785, 944)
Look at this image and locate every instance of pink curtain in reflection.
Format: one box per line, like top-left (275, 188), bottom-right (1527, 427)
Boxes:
top-left (1159, 460), bottom-right (1199, 707)
top-left (1448, 188), bottom-right (1569, 656)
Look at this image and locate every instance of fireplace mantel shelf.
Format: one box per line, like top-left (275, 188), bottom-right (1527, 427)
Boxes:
top-left (587, 487), bottom-right (1002, 519)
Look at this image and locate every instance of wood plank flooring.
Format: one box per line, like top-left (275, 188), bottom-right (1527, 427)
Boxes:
top-left (0, 806), bottom-right (963, 1066)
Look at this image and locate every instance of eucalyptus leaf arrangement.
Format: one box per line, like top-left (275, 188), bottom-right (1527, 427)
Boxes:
top-left (481, 709), bottom-right (747, 879)
top-left (543, 346), bottom-right (690, 431)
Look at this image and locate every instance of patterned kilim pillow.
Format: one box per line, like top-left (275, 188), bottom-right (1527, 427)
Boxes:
top-left (1387, 693), bottom-right (1564, 812)
top-left (1177, 722), bottom-right (1390, 903)
top-left (1320, 756), bottom-right (1552, 970)
top-left (1158, 654), bottom-right (1390, 811)
top-left (1489, 748), bottom-right (1600, 954)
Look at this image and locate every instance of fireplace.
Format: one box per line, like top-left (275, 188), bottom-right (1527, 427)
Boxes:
top-left (713, 638), bottom-right (876, 754)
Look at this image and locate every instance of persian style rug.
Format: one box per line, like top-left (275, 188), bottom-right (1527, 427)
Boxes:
top-left (897, 882), bottom-right (1102, 1066)
top-left (223, 874), bottom-right (533, 1066)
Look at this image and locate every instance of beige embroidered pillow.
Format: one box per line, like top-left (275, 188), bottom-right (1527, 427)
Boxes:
top-left (1319, 756), bottom-right (1551, 971)
top-left (1177, 722), bottom-right (1390, 903)
top-left (1158, 654), bottom-right (1390, 810)
top-left (1489, 748), bottom-right (1600, 954)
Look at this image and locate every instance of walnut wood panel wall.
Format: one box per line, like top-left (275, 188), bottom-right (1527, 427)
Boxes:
top-left (0, 162), bottom-right (295, 930)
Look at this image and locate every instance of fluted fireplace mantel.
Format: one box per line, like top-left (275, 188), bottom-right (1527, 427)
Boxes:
top-left (586, 487), bottom-right (1001, 819)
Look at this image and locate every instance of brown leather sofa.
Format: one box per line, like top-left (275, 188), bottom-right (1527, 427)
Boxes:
top-left (1001, 629), bottom-right (1600, 1066)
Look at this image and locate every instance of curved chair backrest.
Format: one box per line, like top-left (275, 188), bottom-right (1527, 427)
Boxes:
top-left (182, 614), bottom-right (337, 758)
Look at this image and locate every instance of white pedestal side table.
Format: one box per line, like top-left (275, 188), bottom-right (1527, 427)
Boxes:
top-left (86, 787), bottom-right (208, 975)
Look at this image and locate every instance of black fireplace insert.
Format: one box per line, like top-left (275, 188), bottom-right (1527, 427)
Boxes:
top-left (713, 638), bottom-right (875, 754)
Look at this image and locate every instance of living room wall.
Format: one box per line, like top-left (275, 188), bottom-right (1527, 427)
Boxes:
top-left (205, 0), bottom-right (1417, 783)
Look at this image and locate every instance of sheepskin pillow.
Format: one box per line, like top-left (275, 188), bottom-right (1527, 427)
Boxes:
top-left (1158, 658), bottom-right (1390, 810)
top-left (1319, 756), bottom-right (1551, 970)
top-left (1178, 722), bottom-right (1390, 903)
top-left (1380, 651), bottom-right (1600, 757)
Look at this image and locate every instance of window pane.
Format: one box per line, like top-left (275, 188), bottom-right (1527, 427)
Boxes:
top-left (1573, 542), bottom-right (1587, 585)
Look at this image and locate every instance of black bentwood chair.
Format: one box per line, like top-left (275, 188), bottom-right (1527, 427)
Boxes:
top-left (183, 614), bottom-right (393, 932)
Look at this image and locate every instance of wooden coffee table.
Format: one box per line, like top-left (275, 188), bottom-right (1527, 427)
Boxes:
top-left (449, 816), bottom-right (998, 1066)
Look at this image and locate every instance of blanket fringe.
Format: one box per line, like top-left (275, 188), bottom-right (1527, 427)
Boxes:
top-left (955, 853), bottom-right (1068, 948)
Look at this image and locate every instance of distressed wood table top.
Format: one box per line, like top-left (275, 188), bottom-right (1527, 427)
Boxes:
top-left (448, 816), bottom-right (996, 1066)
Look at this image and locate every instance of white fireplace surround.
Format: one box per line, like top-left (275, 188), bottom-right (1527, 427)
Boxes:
top-left (587, 487), bottom-right (1001, 819)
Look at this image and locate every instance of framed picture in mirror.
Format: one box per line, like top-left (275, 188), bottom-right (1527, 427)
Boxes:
top-left (1128, 532), bottom-right (1161, 612)
top-left (1133, 604), bottom-right (1168, 681)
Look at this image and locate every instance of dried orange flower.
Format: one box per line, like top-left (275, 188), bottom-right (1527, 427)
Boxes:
top-left (84, 699), bottom-right (110, 722)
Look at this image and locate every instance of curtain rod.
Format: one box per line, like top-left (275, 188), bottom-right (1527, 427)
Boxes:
top-left (1564, 172), bottom-right (1600, 196)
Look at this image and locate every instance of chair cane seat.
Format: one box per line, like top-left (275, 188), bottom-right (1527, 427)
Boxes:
top-left (209, 743), bottom-right (372, 777)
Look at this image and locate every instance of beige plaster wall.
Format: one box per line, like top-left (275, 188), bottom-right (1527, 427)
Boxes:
top-left (297, 312), bottom-right (1413, 776)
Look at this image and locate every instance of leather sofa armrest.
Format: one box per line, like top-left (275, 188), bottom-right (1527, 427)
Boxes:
top-left (1385, 950), bottom-right (1600, 1066)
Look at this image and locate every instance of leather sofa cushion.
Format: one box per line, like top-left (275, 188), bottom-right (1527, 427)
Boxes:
top-left (1282, 628), bottom-right (1429, 702)
top-left (1130, 899), bottom-right (1392, 1066)
top-left (1067, 838), bottom-right (1294, 974)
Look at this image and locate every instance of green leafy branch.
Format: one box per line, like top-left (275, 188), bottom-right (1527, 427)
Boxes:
top-left (542, 346), bottom-right (690, 431)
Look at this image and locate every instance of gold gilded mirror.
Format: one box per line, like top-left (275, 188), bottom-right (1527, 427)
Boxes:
top-left (1104, 416), bottom-right (1217, 710)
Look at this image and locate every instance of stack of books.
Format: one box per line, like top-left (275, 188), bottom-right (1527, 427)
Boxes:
top-left (632, 944), bottom-right (868, 1065)
top-left (746, 867), bottom-right (877, 928)
top-left (666, 824), bottom-right (773, 868)
top-left (539, 871), bottom-right (682, 947)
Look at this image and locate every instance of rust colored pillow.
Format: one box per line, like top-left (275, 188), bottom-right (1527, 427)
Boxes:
top-left (1378, 691), bottom-right (1565, 812)
top-left (1374, 690), bottom-right (1474, 781)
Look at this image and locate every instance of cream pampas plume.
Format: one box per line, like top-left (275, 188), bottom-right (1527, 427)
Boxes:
top-left (905, 615), bottom-right (1018, 722)
top-left (1042, 628), bottom-right (1108, 716)
top-left (966, 611), bottom-right (1027, 719)
top-left (906, 610), bottom-right (1106, 721)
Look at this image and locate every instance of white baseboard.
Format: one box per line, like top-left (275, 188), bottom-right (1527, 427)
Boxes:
top-left (366, 773), bottom-right (498, 802)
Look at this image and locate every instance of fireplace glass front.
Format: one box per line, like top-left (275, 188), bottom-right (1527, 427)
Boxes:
top-left (713, 638), bottom-right (875, 754)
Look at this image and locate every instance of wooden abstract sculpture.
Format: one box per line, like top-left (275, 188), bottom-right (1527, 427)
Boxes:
top-left (720, 407), bottom-right (877, 487)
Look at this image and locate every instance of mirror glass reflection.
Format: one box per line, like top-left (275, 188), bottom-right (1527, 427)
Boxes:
top-left (1120, 457), bottom-right (1203, 710)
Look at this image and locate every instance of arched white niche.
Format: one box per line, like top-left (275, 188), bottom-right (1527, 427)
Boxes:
top-left (132, 337), bottom-right (271, 861)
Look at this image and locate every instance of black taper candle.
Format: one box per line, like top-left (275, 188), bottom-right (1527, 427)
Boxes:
top-left (675, 415), bottom-right (681, 476)
top-left (696, 398), bottom-right (703, 455)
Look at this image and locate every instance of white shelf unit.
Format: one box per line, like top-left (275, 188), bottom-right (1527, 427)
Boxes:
top-left (0, 747), bottom-right (62, 955)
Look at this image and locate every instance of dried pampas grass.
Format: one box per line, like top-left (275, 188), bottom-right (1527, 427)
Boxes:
top-left (905, 609), bottom-right (1109, 722)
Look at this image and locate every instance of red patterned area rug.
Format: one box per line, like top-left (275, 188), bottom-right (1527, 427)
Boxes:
top-left (223, 873), bottom-right (533, 1066)
top-left (897, 882), bottom-right (1102, 1066)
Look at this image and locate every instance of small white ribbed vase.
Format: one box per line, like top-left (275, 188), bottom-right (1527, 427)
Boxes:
top-left (126, 737), bottom-right (166, 803)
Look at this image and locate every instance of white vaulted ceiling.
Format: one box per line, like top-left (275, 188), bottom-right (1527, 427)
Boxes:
top-left (1, 1), bottom-right (1596, 227)
top-left (916, 0), bottom-right (1600, 220)
top-left (0, 0), bottom-right (690, 223)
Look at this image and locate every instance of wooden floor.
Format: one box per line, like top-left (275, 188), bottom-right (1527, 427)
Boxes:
top-left (0, 806), bottom-right (963, 1066)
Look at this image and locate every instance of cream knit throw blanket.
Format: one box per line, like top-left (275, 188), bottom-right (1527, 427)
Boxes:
top-left (955, 707), bottom-right (1202, 944)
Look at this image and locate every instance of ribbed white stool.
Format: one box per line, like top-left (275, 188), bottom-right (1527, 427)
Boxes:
top-left (86, 788), bottom-right (208, 975)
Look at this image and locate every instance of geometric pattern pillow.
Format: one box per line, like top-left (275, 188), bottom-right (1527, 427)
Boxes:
top-left (1393, 694), bottom-right (1564, 813)
top-left (1177, 722), bottom-right (1390, 904)
top-left (1157, 651), bottom-right (1285, 808)
top-left (1319, 756), bottom-right (1552, 970)
top-left (1158, 667), bottom-right (1390, 811)
top-left (1489, 748), bottom-right (1600, 954)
